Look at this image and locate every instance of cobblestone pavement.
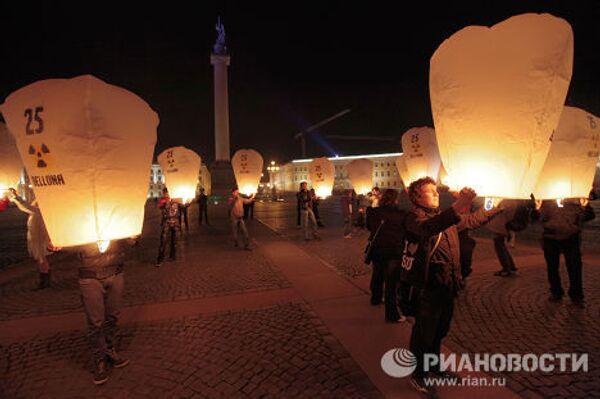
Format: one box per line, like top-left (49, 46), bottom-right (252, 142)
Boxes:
top-left (0, 303), bottom-right (380, 399)
top-left (0, 207), bottom-right (28, 270)
top-left (449, 264), bottom-right (600, 399)
top-left (0, 205), bottom-right (290, 321)
top-left (255, 197), bottom-right (600, 399)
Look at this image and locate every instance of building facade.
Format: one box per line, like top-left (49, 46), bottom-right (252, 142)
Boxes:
top-left (147, 164), bottom-right (212, 198)
top-left (272, 153), bottom-right (404, 194)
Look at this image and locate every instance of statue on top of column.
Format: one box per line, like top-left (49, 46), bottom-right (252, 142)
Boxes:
top-left (213, 17), bottom-right (228, 55)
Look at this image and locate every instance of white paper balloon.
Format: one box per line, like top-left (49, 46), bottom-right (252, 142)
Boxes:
top-left (394, 154), bottom-right (410, 188)
top-left (232, 149), bottom-right (263, 196)
top-left (400, 127), bottom-right (441, 184)
top-left (534, 107), bottom-right (600, 199)
top-left (0, 122), bottom-right (23, 194)
top-left (0, 75), bottom-right (158, 247)
top-left (430, 13), bottom-right (573, 198)
top-left (346, 158), bottom-right (373, 195)
top-left (158, 146), bottom-right (201, 203)
top-left (308, 157), bottom-right (335, 198)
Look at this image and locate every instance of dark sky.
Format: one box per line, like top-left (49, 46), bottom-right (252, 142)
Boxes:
top-left (1, 1), bottom-right (599, 164)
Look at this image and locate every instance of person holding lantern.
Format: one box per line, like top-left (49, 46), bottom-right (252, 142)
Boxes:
top-left (197, 187), bottom-right (209, 225)
top-left (310, 188), bottom-right (324, 227)
top-left (297, 182), bottom-right (320, 241)
top-left (532, 196), bottom-right (595, 306)
top-left (8, 188), bottom-right (55, 289)
top-left (401, 177), bottom-right (502, 394)
top-left (156, 188), bottom-right (181, 266)
top-left (76, 237), bottom-right (138, 385)
top-left (229, 187), bottom-right (254, 250)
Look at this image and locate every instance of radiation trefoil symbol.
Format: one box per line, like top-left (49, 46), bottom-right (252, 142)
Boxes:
top-left (28, 143), bottom-right (51, 168)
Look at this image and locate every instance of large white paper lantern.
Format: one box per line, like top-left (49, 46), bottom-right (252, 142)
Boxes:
top-left (534, 107), bottom-right (600, 199)
top-left (400, 127), bottom-right (441, 184)
top-left (346, 158), bottom-right (373, 195)
top-left (394, 154), bottom-right (410, 188)
top-left (0, 75), bottom-right (158, 247)
top-left (0, 122), bottom-right (23, 195)
top-left (158, 146), bottom-right (201, 203)
top-left (232, 149), bottom-right (263, 196)
top-left (430, 13), bottom-right (573, 198)
top-left (308, 157), bottom-right (335, 198)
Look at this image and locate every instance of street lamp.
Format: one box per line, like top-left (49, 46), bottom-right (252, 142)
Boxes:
top-left (266, 161), bottom-right (280, 200)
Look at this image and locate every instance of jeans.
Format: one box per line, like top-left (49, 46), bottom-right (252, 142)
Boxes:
top-left (79, 272), bottom-right (124, 363)
top-left (157, 224), bottom-right (177, 262)
top-left (301, 209), bottom-right (318, 240)
top-left (409, 286), bottom-right (455, 376)
top-left (198, 205), bottom-right (209, 224)
top-left (493, 233), bottom-right (516, 272)
top-left (543, 236), bottom-right (583, 299)
top-left (179, 206), bottom-right (189, 230)
top-left (232, 218), bottom-right (249, 248)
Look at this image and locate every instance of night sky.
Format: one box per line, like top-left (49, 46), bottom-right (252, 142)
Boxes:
top-left (1, 1), bottom-right (599, 165)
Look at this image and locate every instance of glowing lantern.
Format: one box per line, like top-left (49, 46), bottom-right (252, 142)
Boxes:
top-left (0, 122), bottom-right (23, 196)
top-left (400, 127), bottom-right (441, 184)
top-left (308, 157), bottom-right (335, 198)
top-left (534, 107), bottom-right (600, 200)
top-left (0, 75), bottom-right (158, 248)
top-left (430, 13), bottom-right (573, 198)
top-left (394, 154), bottom-right (410, 188)
top-left (232, 149), bottom-right (263, 196)
top-left (346, 158), bottom-right (373, 195)
top-left (158, 146), bottom-right (201, 204)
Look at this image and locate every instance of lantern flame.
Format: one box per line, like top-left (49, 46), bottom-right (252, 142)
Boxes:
top-left (97, 240), bottom-right (111, 253)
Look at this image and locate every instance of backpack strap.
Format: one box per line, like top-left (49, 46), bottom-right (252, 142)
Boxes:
top-left (427, 233), bottom-right (443, 263)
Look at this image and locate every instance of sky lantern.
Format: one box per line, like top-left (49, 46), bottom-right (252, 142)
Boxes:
top-left (308, 157), bottom-right (335, 198)
top-left (430, 13), bottom-right (573, 200)
top-left (158, 146), bottom-right (201, 204)
top-left (400, 127), bottom-right (441, 184)
top-left (534, 107), bottom-right (600, 201)
top-left (346, 158), bottom-right (373, 195)
top-left (232, 149), bottom-right (263, 196)
top-left (0, 75), bottom-right (158, 250)
top-left (0, 122), bottom-right (23, 196)
top-left (394, 154), bottom-right (410, 188)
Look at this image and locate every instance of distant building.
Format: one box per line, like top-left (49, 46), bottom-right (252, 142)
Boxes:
top-left (147, 164), bottom-right (212, 198)
top-left (272, 152), bottom-right (404, 193)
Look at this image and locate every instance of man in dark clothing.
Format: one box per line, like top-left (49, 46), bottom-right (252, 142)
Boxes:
top-left (156, 188), bottom-right (181, 266)
top-left (298, 182), bottom-right (319, 241)
top-left (341, 189), bottom-right (354, 238)
top-left (197, 188), bottom-right (209, 225)
top-left (367, 189), bottom-right (408, 322)
top-left (401, 177), bottom-right (502, 395)
top-left (533, 197), bottom-right (595, 305)
top-left (179, 203), bottom-right (190, 231)
top-left (77, 238), bottom-right (137, 385)
top-left (296, 184), bottom-right (303, 227)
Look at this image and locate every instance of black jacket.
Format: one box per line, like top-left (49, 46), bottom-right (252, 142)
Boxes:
top-left (533, 200), bottom-right (595, 240)
top-left (401, 206), bottom-right (500, 291)
top-left (366, 205), bottom-right (409, 260)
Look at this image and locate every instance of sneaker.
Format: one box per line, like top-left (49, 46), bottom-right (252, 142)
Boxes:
top-left (106, 348), bottom-right (130, 369)
top-left (409, 375), bottom-right (432, 395)
top-left (93, 359), bottom-right (110, 385)
top-left (385, 315), bottom-right (407, 323)
top-left (155, 260), bottom-right (162, 267)
top-left (343, 234), bottom-right (352, 239)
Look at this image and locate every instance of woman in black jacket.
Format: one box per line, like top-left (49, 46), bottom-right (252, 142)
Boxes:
top-left (367, 189), bottom-right (409, 322)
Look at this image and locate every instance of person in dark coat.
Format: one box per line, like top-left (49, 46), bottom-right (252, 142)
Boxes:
top-left (366, 189), bottom-right (409, 322)
top-left (485, 199), bottom-right (523, 277)
top-left (197, 188), bottom-right (209, 225)
top-left (401, 177), bottom-right (502, 395)
top-left (533, 197), bottom-right (595, 305)
top-left (310, 188), bottom-right (324, 227)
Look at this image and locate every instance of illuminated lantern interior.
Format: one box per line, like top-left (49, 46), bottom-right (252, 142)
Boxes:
top-left (0, 75), bottom-right (158, 247)
top-left (0, 122), bottom-right (23, 195)
top-left (308, 157), bottom-right (335, 198)
top-left (232, 149), bottom-right (264, 196)
top-left (158, 146), bottom-right (201, 204)
top-left (394, 154), bottom-right (410, 188)
top-left (430, 13), bottom-right (573, 198)
top-left (346, 158), bottom-right (373, 195)
top-left (400, 127), bottom-right (441, 184)
top-left (534, 107), bottom-right (600, 199)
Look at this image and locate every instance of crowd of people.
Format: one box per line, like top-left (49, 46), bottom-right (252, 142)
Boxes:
top-left (3, 178), bottom-right (596, 391)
